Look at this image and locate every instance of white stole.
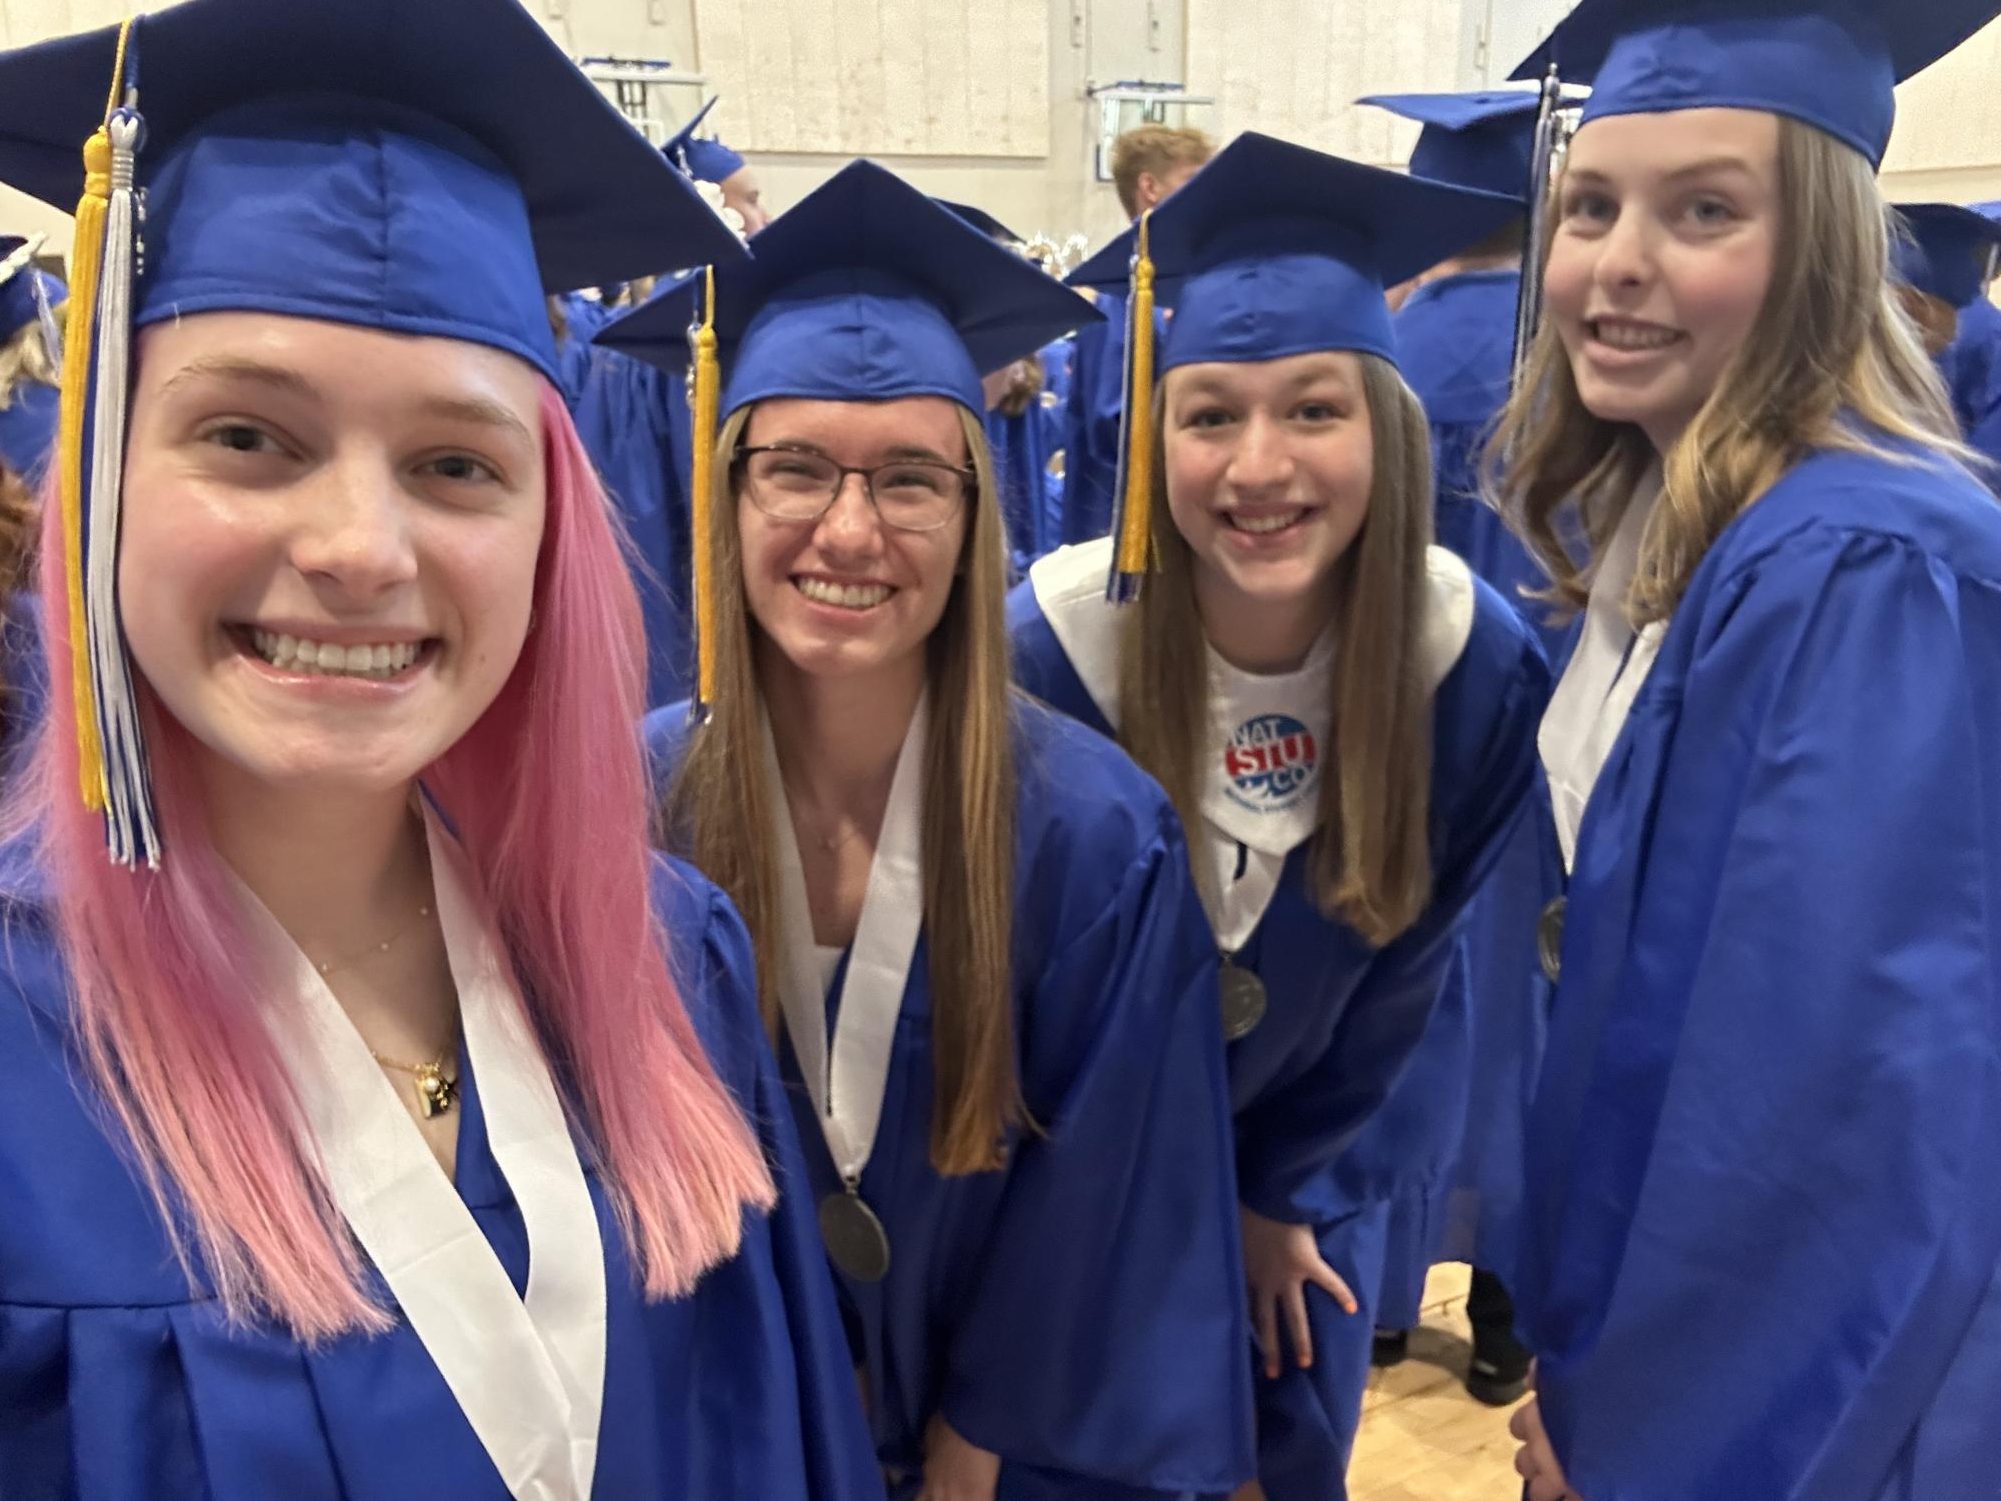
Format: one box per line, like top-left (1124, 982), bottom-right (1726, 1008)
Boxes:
top-left (1028, 537), bottom-right (1477, 949)
top-left (240, 806), bottom-right (606, 1501)
top-left (1539, 473), bottom-right (1667, 874)
top-left (764, 695), bottom-right (928, 1192)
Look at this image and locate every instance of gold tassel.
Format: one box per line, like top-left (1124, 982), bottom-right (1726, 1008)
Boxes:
top-left (56, 18), bottom-right (135, 812)
top-left (687, 265), bottom-right (721, 718)
top-left (1109, 209), bottom-right (1157, 601)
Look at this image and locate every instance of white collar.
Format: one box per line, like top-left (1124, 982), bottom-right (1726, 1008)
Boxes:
top-left (242, 806), bottom-right (606, 1501)
top-left (764, 696), bottom-right (928, 1190)
top-left (1540, 471), bottom-right (1667, 874)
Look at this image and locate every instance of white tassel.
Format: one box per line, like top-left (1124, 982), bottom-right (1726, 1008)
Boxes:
top-left (83, 107), bottom-right (159, 868)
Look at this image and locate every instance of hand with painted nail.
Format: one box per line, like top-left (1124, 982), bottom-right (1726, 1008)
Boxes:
top-left (1238, 1203), bottom-right (1357, 1380)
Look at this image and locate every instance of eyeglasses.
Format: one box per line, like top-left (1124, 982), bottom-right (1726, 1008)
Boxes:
top-left (734, 445), bottom-right (975, 533)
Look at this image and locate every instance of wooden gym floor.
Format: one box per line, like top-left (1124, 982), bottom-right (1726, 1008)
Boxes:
top-left (1347, 1264), bottom-right (1529, 1500)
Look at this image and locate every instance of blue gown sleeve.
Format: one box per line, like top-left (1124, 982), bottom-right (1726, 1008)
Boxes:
top-left (668, 866), bottom-right (888, 1501)
top-left (1539, 532), bottom-right (2001, 1501)
top-left (938, 803), bottom-right (1257, 1496)
top-left (1233, 626), bottom-right (1547, 1226)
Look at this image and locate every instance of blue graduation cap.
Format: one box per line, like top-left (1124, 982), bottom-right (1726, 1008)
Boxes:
top-left (1358, 89), bottom-right (1550, 201)
top-left (597, 160), bottom-right (1096, 416)
top-left (1892, 203), bottom-right (2001, 309)
top-left (1066, 131), bottom-right (1519, 597)
top-left (663, 97), bottom-right (747, 185)
top-left (0, 0), bottom-right (747, 867)
top-left (1511, 0), bottom-right (1999, 168)
top-left (595, 158), bottom-right (1100, 715)
top-left (937, 199), bottom-right (1023, 246)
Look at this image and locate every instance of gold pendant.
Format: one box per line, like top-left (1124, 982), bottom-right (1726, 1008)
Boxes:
top-left (414, 1063), bottom-right (457, 1119)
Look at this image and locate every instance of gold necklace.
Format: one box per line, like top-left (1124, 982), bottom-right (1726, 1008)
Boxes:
top-left (314, 904), bottom-right (434, 979)
top-left (370, 1046), bottom-right (459, 1118)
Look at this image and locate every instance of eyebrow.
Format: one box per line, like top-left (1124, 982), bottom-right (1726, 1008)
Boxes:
top-left (413, 394), bottom-right (537, 448)
top-left (1172, 366), bottom-right (1356, 398)
top-left (757, 438), bottom-right (961, 464)
top-left (159, 355), bottom-right (315, 400)
top-left (158, 356), bottom-right (535, 447)
top-left (1567, 156), bottom-right (1760, 188)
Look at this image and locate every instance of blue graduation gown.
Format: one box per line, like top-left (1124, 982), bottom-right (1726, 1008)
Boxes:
top-left (0, 852), bottom-right (884, 1500)
top-left (1059, 295), bottom-right (1128, 546)
top-left (1521, 445), bottom-right (2001, 1501)
top-left (1945, 296), bottom-right (2001, 491)
top-left (0, 379), bottom-right (58, 485)
top-left (1387, 266), bottom-right (1563, 1298)
top-left (648, 699), bottom-right (1256, 1499)
top-left (1007, 570), bottom-right (1545, 1499)
top-left (558, 299), bottom-right (696, 708)
top-left (985, 338), bottom-right (1076, 570)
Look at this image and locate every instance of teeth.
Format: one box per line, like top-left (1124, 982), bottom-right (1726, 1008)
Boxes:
top-left (1231, 511), bottom-right (1302, 535)
top-left (796, 577), bottom-right (893, 609)
top-left (248, 628), bottom-right (423, 679)
top-left (1594, 321), bottom-right (1679, 350)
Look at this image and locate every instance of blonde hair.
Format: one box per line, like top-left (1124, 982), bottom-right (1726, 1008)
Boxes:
top-left (0, 306), bottom-right (60, 413)
top-left (1110, 125), bottom-right (1215, 219)
top-left (1117, 354), bottom-right (1438, 947)
top-left (665, 403), bottom-right (1026, 1174)
top-left (1491, 116), bottom-right (1973, 627)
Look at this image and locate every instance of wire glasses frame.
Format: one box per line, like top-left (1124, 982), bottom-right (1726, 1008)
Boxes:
top-left (732, 444), bottom-right (976, 533)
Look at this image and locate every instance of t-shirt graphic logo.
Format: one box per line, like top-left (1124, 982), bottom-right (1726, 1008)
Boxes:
top-left (1223, 713), bottom-right (1319, 812)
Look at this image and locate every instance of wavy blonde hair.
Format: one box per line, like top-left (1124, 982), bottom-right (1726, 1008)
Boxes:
top-left (666, 403), bottom-right (1026, 1174)
top-left (1490, 116), bottom-right (1973, 627)
top-left (1116, 354), bottom-right (1438, 947)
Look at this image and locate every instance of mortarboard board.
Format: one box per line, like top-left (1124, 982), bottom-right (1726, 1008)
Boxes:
top-left (596, 158), bottom-right (1100, 717)
top-left (1358, 89), bottom-right (1551, 202)
top-left (1891, 202), bottom-right (2001, 308)
top-left (1510, 0), bottom-right (2000, 168)
top-left (663, 97), bottom-right (747, 185)
top-left (936, 199), bottom-right (1023, 246)
top-left (0, 0), bottom-right (747, 866)
top-left (1066, 131), bottom-right (1519, 598)
top-left (599, 160), bottom-right (1095, 416)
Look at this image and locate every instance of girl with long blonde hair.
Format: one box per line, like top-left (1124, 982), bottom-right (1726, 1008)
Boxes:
top-left (599, 161), bottom-right (1254, 1501)
top-left (1009, 133), bottom-right (1547, 1500)
top-left (1497, 2), bottom-right (2001, 1497)
top-left (0, 2), bottom-right (881, 1495)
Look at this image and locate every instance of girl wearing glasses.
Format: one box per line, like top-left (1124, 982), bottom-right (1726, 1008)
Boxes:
top-left (598, 163), bottom-right (1254, 1501)
top-left (1008, 135), bottom-right (1546, 1501)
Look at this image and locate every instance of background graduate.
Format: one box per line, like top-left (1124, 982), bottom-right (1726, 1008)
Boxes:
top-left (1350, 87), bottom-right (1569, 1409)
top-left (1889, 199), bottom-right (2001, 483)
top-left (600, 161), bottom-right (1255, 1501)
top-left (1496, 1), bottom-right (2001, 1496)
top-left (1007, 132), bottom-right (1546, 1500)
top-left (0, 1), bottom-right (881, 1495)
top-left (938, 198), bottom-right (1072, 571)
top-left (1058, 125), bottom-right (1211, 546)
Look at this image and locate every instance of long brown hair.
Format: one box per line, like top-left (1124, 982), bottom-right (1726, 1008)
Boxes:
top-left (1490, 116), bottom-right (1973, 627)
top-left (665, 403), bottom-right (1026, 1174)
top-left (1116, 354), bottom-right (1439, 947)
top-left (0, 465), bottom-right (34, 726)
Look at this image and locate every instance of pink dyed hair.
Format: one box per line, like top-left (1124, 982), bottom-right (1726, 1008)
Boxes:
top-left (19, 381), bottom-right (774, 1340)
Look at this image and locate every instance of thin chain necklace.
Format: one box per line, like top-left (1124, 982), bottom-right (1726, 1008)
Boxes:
top-left (314, 903), bottom-right (434, 978)
top-left (310, 902), bottom-right (457, 1118)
